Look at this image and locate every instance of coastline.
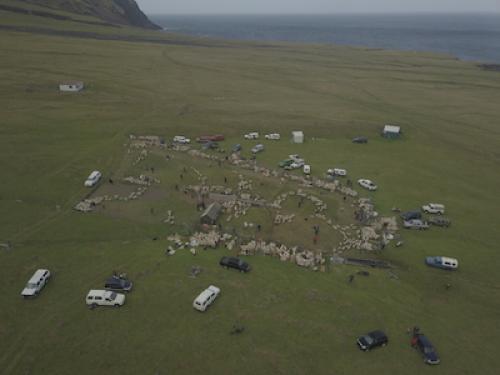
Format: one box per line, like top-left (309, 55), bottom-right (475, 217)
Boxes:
top-left (150, 13), bottom-right (500, 64)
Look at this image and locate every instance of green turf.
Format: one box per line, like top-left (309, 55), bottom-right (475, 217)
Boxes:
top-left (0, 7), bottom-right (500, 375)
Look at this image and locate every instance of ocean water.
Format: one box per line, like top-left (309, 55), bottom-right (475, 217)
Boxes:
top-left (151, 14), bottom-right (500, 63)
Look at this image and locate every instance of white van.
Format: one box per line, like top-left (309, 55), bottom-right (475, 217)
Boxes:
top-left (264, 133), bottom-right (280, 140)
top-left (327, 168), bottom-right (347, 177)
top-left (86, 290), bottom-right (125, 308)
top-left (303, 164), bottom-right (311, 174)
top-left (425, 256), bottom-right (458, 270)
top-left (21, 269), bottom-right (51, 298)
top-left (244, 132), bottom-right (259, 140)
top-left (193, 285), bottom-right (220, 312)
top-left (422, 203), bottom-right (445, 214)
top-left (84, 170), bottom-right (102, 187)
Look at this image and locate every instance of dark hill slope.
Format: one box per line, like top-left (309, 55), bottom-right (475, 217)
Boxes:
top-left (18, 0), bottom-right (160, 29)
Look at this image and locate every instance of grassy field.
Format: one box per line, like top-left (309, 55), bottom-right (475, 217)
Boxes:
top-left (1, 6), bottom-right (500, 375)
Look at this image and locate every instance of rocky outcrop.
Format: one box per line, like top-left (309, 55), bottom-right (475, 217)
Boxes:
top-left (21, 0), bottom-right (160, 29)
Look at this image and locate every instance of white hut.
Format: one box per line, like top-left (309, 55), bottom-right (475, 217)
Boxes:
top-left (292, 131), bottom-right (304, 144)
top-left (59, 81), bottom-right (84, 92)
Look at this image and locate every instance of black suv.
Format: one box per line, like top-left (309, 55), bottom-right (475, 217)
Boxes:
top-left (413, 334), bottom-right (440, 365)
top-left (401, 210), bottom-right (422, 221)
top-left (357, 330), bottom-right (388, 351)
top-left (104, 275), bottom-right (133, 292)
top-left (352, 136), bottom-right (368, 144)
top-left (219, 256), bottom-right (251, 273)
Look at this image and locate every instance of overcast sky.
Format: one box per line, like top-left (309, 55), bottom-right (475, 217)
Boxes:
top-left (137, 0), bottom-right (500, 15)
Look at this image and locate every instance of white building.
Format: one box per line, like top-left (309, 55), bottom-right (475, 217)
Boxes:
top-left (292, 131), bottom-right (304, 143)
top-left (59, 81), bottom-right (84, 92)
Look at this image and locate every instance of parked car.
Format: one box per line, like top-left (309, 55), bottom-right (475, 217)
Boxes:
top-left (244, 132), bottom-right (259, 140)
top-left (86, 290), bottom-right (125, 308)
top-left (193, 285), bottom-right (220, 312)
top-left (279, 159), bottom-right (294, 168)
top-left (352, 136), bottom-right (368, 144)
top-left (403, 219), bottom-right (429, 230)
top-left (265, 133), bottom-right (280, 140)
top-left (425, 256), bottom-right (458, 270)
top-left (327, 168), bottom-right (347, 176)
top-left (202, 141), bottom-right (218, 150)
top-left (21, 269), bottom-right (51, 298)
top-left (303, 164), bottom-right (311, 174)
top-left (104, 275), bottom-right (133, 292)
top-left (358, 179), bottom-right (377, 191)
top-left (413, 334), bottom-right (440, 365)
top-left (288, 154), bottom-right (302, 162)
top-left (232, 144), bottom-right (242, 153)
top-left (219, 256), bottom-right (251, 272)
top-left (251, 144), bottom-right (265, 154)
top-left (84, 170), bottom-right (102, 187)
top-left (285, 160), bottom-right (304, 170)
top-left (428, 216), bottom-right (451, 227)
top-left (400, 210), bottom-right (422, 221)
top-left (357, 330), bottom-right (388, 351)
top-left (197, 134), bottom-right (224, 143)
top-left (172, 135), bottom-right (190, 144)
top-left (422, 203), bottom-right (445, 214)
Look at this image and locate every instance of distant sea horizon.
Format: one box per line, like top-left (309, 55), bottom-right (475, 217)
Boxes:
top-left (150, 13), bottom-right (500, 63)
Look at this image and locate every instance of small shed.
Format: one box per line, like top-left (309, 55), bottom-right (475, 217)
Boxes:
top-left (200, 202), bottom-right (222, 225)
top-left (59, 81), bottom-right (84, 92)
top-left (292, 131), bottom-right (304, 144)
top-left (382, 125), bottom-right (401, 139)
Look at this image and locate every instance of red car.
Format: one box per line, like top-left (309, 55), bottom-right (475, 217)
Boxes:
top-left (197, 134), bottom-right (225, 143)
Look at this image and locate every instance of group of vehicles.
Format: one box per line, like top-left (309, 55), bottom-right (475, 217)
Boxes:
top-left (21, 257), bottom-right (250, 311)
top-left (399, 204), bottom-right (457, 270)
top-left (85, 274), bottom-right (133, 308)
top-left (401, 204), bottom-right (450, 230)
top-left (72, 132), bottom-right (452, 366)
top-left (244, 132), bottom-right (280, 140)
top-left (277, 154), bottom-right (313, 174)
top-left (20, 270), bottom-right (133, 307)
top-left (356, 330), bottom-right (440, 365)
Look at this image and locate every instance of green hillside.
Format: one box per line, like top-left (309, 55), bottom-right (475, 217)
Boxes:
top-left (1, 0), bottom-right (160, 28)
top-left (0, 7), bottom-right (499, 375)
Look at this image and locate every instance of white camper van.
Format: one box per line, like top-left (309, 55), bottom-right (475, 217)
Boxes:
top-left (84, 171), bottom-right (102, 187)
top-left (21, 269), bottom-right (51, 298)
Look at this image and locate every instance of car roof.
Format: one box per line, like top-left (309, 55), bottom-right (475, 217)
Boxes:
top-left (28, 269), bottom-right (49, 282)
top-left (195, 288), bottom-right (214, 302)
top-left (368, 330), bottom-right (387, 339)
top-left (105, 277), bottom-right (125, 284)
top-left (441, 256), bottom-right (458, 264)
top-left (417, 334), bottom-right (434, 346)
top-left (87, 289), bottom-right (110, 297)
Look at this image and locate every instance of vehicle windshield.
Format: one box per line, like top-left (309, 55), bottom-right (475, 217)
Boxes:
top-left (109, 292), bottom-right (117, 300)
top-left (424, 346), bottom-right (435, 354)
top-left (363, 335), bottom-right (374, 345)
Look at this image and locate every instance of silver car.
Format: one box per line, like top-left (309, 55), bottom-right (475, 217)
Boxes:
top-left (403, 219), bottom-right (429, 230)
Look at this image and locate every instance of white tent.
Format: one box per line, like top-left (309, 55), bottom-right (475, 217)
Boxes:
top-left (292, 131), bottom-right (304, 143)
